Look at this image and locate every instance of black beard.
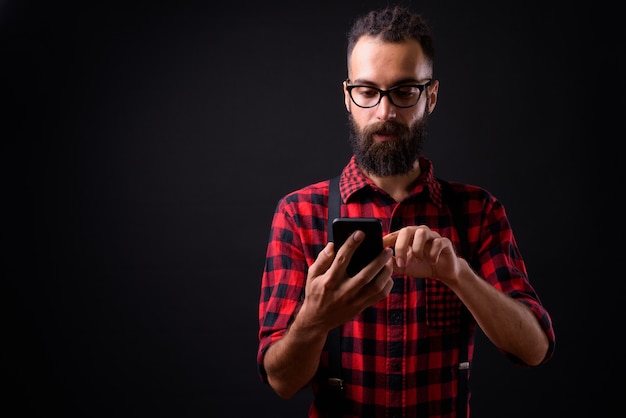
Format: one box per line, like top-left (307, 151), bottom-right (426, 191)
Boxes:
top-left (348, 114), bottom-right (429, 177)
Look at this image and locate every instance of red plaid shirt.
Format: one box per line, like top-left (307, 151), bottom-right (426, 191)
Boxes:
top-left (258, 156), bottom-right (555, 418)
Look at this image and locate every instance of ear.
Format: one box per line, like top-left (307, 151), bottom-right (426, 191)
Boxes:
top-left (343, 80), bottom-right (352, 114)
top-left (426, 79), bottom-right (439, 114)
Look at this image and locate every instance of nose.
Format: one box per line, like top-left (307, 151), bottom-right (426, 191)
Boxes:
top-left (376, 94), bottom-right (396, 121)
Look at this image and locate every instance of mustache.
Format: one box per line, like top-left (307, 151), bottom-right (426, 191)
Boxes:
top-left (363, 120), bottom-right (409, 137)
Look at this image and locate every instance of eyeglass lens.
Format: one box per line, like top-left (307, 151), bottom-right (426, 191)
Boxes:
top-left (349, 85), bottom-right (423, 108)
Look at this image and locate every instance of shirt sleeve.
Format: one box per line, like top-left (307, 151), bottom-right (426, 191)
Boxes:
top-left (256, 196), bottom-right (310, 383)
top-left (474, 193), bottom-right (556, 366)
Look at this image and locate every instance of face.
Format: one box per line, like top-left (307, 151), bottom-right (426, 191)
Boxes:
top-left (344, 36), bottom-right (439, 177)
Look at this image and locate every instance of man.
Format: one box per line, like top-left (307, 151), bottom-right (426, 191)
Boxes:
top-left (257, 6), bottom-right (555, 418)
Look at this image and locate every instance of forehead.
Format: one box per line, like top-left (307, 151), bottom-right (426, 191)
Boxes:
top-left (348, 36), bottom-right (431, 85)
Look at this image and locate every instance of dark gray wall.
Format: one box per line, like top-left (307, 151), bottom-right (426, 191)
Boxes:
top-left (2, 0), bottom-right (623, 416)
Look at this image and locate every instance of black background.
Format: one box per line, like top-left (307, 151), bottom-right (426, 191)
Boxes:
top-left (2, 0), bottom-right (624, 416)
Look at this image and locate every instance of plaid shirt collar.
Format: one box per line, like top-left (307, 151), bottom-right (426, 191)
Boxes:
top-left (339, 155), bottom-right (443, 207)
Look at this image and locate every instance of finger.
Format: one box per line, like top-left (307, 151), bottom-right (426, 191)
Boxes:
top-left (352, 247), bottom-right (393, 284)
top-left (331, 230), bottom-right (365, 275)
top-left (411, 226), bottom-right (440, 261)
top-left (357, 252), bottom-right (394, 305)
top-left (427, 237), bottom-right (454, 264)
top-left (393, 229), bottom-right (414, 269)
top-left (382, 231), bottom-right (399, 247)
top-left (308, 241), bottom-right (335, 278)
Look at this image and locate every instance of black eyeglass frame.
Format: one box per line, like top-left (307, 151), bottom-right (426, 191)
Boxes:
top-left (345, 79), bottom-right (433, 108)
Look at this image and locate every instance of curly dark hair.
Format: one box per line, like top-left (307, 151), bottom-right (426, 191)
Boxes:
top-left (346, 5), bottom-right (435, 68)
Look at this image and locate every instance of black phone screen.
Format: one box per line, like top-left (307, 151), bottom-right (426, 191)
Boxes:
top-left (331, 217), bottom-right (383, 277)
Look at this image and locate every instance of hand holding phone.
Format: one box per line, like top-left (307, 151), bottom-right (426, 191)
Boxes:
top-left (331, 217), bottom-right (383, 277)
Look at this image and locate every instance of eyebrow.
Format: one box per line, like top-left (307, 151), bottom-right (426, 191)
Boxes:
top-left (351, 77), bottom-right (427, 87)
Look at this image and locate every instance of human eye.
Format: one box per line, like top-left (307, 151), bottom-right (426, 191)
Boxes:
top-left (390, 85), bottom-right (421, 106)
top-left (354, 86), bottom-right (379, 98)
top-left (394, 86), bottom-right (419, 98)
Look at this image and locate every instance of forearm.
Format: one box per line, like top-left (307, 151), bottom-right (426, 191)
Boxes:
top-left (264, 317), bottom-right (328, 399)
top-left (450, 259), bottom-right (549, 366)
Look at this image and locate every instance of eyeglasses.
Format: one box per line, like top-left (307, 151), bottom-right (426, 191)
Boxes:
top-left (345, 80), bottom-right (433, 108)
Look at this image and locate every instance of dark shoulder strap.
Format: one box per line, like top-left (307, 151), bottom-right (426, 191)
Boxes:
top-left (315, 176), bottom-right (344, 417)
top-left (326, 175), bottom-right (343, 388)
top-left (438, 177), bottom-right (472, 418)
top-left (328, 176), bottom-right (340, 241)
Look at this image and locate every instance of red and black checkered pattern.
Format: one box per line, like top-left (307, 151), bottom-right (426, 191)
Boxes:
top-left (258, 156), bottom-right (555, 418)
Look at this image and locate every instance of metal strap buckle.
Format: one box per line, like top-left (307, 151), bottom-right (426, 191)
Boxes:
top-left (327, 377), bottom-right (344, 390)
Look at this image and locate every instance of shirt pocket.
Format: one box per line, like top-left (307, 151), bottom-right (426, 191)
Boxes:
top-left (424, 277), bottom-right (463, 331)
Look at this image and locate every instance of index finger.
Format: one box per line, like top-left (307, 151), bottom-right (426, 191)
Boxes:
top-left (307, 241), bottom-right (335, 279)
top-left (382, 231), bottom-right (399, 247)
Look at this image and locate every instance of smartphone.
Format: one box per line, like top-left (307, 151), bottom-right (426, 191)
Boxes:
top-left (331, 217), bottom-right (383, 277)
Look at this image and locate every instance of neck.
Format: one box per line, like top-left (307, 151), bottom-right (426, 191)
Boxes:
top-left (364, 160), bottom-right (422, 202)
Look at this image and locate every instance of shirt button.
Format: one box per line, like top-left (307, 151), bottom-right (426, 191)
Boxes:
top-left (392, 363), bottom-right (401, 372)
top-left (391, 312), bottom-right (402, 323)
